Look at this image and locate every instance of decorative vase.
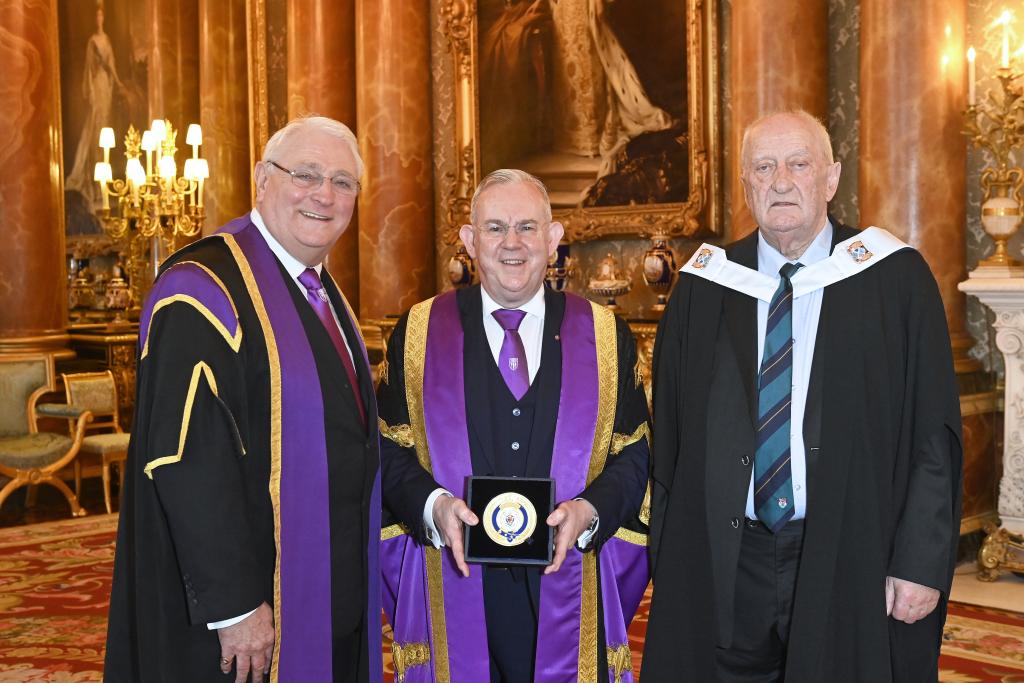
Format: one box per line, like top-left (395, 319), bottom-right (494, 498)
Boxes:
top-left (447, 246), bottom-right (476, 288)
top-left (642, 234), bottom-right (677, 316)
top-left (105, 263), bottom-right (131, 322)
top-left (587, 253), bottom-right (632, 312)
top-left (545, 242), bottom-right (576, 292)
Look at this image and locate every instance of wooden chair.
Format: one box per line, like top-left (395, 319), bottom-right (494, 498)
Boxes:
top-left (61, 371), bottom-right (130, 514)
top-left (0, 353), bottom-right (90, 516)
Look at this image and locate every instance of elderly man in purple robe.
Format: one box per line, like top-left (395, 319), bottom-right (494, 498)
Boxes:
top-left (105, 116), bottom-right (384, 683)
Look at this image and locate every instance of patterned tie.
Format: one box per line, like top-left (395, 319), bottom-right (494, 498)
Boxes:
top-left (491, 308), bottom-right (530, 400)
top-left (297, 268), bottom-right (366, 425)
top-left (754, 262), bottom-right (803, 532)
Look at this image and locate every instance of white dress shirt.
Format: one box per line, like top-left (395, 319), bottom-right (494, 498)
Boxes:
top-left (423, 285), bottom-right (598, 549)
top-left (744, 222), bottom-right (832, 521)
top-left (207, 210), bottom-right (355, 630)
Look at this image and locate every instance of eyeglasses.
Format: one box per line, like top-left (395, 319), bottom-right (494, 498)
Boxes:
top-left (475, 220), bottom-right (547, 240)
top-left (267, 160), bottom-right (361, 196)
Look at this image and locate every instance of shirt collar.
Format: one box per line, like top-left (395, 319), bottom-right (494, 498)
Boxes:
top-left (757, 219), bottom-right (833, 275)
top-left (250, 209), bottom-right (323, 280)
top-left (480, 284), bottom-right (546, 320)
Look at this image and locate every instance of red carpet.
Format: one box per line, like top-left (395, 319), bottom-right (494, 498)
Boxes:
top-left (0, 516), bottom-right (1022, 682)
top-left (0, 514), bottom-right (115, 682)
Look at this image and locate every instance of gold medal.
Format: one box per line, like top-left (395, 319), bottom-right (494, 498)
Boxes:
top-left (482, 492), bottom-right (537, 547)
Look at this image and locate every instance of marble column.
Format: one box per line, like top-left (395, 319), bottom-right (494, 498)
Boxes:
top-left (199, 0), bottom-right (250, 232)
top-left (728, 0), bottom-right (829, 238)
top-left (149, 0), bottom-right (200, 130)
top-left (287, 0), bottom-right (360, 309)
top-left (958, 278), bottom-right (1024, 533)
top-left (860, 0), bottom-right (975, 369)
top-left (0, 0), bottom-right (69, 353)
top-left (356, 0), bottom-right (435, 319)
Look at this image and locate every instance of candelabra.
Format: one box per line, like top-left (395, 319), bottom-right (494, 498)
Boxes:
top-left (93, 119), bottom-right (208, 313)
top-left (963, 58), bottom-right (1024, 276)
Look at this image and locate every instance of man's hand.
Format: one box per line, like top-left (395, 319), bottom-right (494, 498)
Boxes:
top-left (885, 576), bottom-right (940, 624)
top-left (433, 495), bottom-right (479, 578)
top-left (545, 499), bottom-right (597, 575)
top-left (217, 602), bottom-right (275, 682)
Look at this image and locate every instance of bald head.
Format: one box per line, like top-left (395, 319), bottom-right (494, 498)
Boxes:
top-left (741, 110), bottom-right (834, 167)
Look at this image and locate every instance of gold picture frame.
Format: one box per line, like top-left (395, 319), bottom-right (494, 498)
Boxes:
top-left (439, 0), bottom-right (721, 244)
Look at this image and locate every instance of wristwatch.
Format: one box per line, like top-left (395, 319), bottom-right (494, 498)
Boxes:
top-left (575, 510), bottom-right (600, 552)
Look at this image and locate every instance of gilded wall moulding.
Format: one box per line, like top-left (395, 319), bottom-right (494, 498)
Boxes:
top-left (246, 0), bottom-right (270, 204)
top-left (439, 0), bottom-right (721, 244)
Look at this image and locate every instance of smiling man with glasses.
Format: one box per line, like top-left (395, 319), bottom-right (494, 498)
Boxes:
top-left (377, 169), bottom-right (651, 682)
top-left (106, 116), bottom-right (384, 683)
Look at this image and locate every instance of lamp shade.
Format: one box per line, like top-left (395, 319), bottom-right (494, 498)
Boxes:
top-left (141, 130), bottom-right (156, 152)
top-left (186, 124), bottom-right (203, 146)
top-left (99, 127), bottom-right (115, 149)
top-left (158, 155), bottom-right (177, 180)
top-left (151, 119), bottom-right (167, 141)
top-left (194, 158), bottom-right (209, 179)
top-left (94, 161), bottom-right (113, 183)
top-left (126, 157), bottom-right (146, 187)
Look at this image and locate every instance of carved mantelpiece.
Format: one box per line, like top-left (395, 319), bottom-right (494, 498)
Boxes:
top-left (959, 278), bottom-right (1024, 532)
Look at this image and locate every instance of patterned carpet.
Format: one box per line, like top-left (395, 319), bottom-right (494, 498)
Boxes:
top-left (0, 515), bottom-right (1022, 682)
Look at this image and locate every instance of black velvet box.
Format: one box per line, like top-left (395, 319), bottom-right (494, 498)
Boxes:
top-left (464, 476), bottom-right (555, 566)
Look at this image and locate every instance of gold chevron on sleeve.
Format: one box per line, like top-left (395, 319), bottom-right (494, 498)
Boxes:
top-left (144, 361), bottom-right (219, 478)
top-left (610, 422), bottom-right (650, 456)
top-left (379, 417), bottom-right (415, 448)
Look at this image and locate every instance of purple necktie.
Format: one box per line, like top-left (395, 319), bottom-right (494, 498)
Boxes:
top-left (298, 268), bottom-right (366, 425)
top-left (492, 308), bottom-right (530, 400)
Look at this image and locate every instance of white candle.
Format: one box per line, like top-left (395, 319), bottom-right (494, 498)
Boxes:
top-left (1003, 12), bottom-right (1011, 68)
top-left (968, 46), bottom-right (977, 105)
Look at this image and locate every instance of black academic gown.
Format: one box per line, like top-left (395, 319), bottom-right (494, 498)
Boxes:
top-left (642, 224), bottom-right (962, 682)
top-left (378, 285), bottom-right (650, 680)
top-left (104, 235), bottom-right (379, 683)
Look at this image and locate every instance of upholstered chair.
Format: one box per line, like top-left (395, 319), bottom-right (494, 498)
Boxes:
top-left (62, 371), bottom-right (130, 514)
top-left (0, 354), bottom-right (90, 516)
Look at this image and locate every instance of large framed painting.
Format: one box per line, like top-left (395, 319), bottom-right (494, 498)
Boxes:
top-left (59, 0), bottom-right (150, 242)
top-left (440, 0), bottom-right (721, 243)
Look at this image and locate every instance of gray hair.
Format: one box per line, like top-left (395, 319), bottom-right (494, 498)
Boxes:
top-left (261, 115), bottom-right (364, 179)
top-left (470, 169), bottom-right (553, 224)
top-left (740, 109), bottom-right (834, 166)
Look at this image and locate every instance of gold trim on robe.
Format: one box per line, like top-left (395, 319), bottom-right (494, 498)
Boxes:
top-left (381, 523), bottom-right (411, 541)
top-left (220, 233), bottom-right (285, 683)
top-left (140, 261), bottom-right (242, 359)
top-left (579, 301), bottom-right (619, 682)
top-left (143, 361), bottom-right (220, 478)
top-left (607, 643), bottom-right (633, 683)
top-left (610, 422), bottom-right (650, 456)
top-left (392, 641), bottom-right (431, 682)
top-left (402, 297), bottom-right (452, 683)
top-left (379, 418), bottom-right (416, 449)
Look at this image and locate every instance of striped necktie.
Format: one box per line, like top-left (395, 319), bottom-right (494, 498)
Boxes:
top-left (754, 262), bottom-right (803, 532)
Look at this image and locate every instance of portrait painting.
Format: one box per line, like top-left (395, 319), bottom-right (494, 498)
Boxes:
top-left (479, 0), bottom-right (687, 206)
top-left (59, 0), bottom-right (149, 238)
top-left (443, 0), bottom-right (720, 241)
